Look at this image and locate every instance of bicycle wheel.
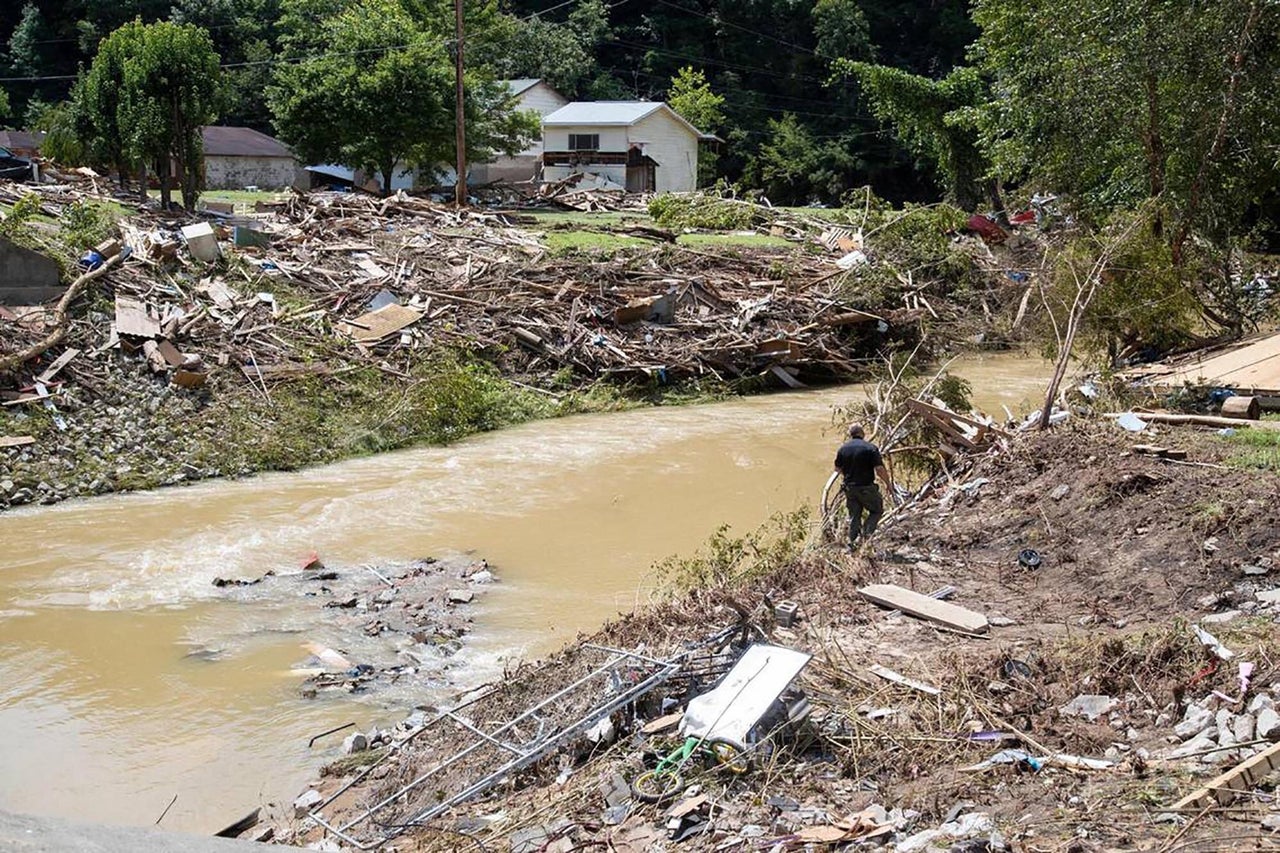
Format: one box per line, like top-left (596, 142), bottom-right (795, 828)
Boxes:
top-left (707, 738), bottom-right (750, 774)
top-left (631, 768), bottom-right (684, 803)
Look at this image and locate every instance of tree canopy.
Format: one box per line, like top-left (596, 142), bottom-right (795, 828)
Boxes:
top-left (269, 0), bottom-right (537, 194)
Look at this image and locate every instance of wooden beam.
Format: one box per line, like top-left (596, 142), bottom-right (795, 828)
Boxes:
top-left (1172, 741), bottom-right (1280, 810)
top-left (858, 583), bottom-right (989, 634)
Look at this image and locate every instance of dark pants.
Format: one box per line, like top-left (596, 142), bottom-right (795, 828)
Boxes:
top-left (844, 483), bottom-right (884, 546)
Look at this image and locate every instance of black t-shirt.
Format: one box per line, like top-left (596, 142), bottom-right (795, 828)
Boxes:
top-left (834, 438), bottom-right (883, 487)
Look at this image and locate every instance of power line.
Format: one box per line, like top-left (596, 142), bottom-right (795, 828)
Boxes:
top-left (650, 0), bottom-right (838, 63)
top-left (605, 38), bottom-right (828, 84)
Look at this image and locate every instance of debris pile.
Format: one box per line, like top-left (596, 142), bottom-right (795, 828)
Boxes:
top-left (232, 423), bottom-right (1280, 851)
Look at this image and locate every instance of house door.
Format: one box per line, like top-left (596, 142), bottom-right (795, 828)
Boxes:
top-left (625, 164), bottom-right (654, 192)
top-left (625, 148), bottom-right (658, 192)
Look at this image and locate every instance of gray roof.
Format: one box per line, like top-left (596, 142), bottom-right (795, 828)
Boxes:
top-left (504, 78), bottom-right (542, 96)
top-left (542, 102), bottom-right (715, 139)
top-left (543, 101), bottom-right (667, 126)
top-left (202, 126), bottom-right (294, 158)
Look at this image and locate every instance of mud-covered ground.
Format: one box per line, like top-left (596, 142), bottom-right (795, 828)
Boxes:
top-left (252, 421), bottom-right (1280, 852)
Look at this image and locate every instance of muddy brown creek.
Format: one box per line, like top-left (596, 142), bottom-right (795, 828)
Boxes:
top-left (0, 353), bottom-right (1049, 833)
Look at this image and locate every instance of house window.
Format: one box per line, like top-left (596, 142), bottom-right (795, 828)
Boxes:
top-left (568, 134), bottom-right (599, 151)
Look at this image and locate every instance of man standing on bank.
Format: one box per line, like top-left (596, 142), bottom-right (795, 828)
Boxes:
top-left (834, 423), bottom-right (894, 549)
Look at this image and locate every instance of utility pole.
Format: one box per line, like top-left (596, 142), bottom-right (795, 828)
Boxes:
top-left (453, 0), bottom-right (466, 207)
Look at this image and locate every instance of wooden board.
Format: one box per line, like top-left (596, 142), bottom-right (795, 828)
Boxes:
top-left (339, 303), bottom-right (423, 343)
top-left (1172, 740), bottom-right (1280, 809)
top-left (1138, 331), bottom-right (1280, 394)
top-left (114, 296), bottom-right (160, 338)
top-left (36, 348), bottom-right (79, 383)
top-left (858, 583), bottom-right (989, 634)
top-left (0, 435), bottom-right (36, 448)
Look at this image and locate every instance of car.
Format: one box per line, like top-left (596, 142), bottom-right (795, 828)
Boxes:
top-left (0, 146), bottom-right (34, 181)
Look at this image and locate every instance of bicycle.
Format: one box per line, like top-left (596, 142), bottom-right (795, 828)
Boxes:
top-left (630, 733), bottom-right (751, 803)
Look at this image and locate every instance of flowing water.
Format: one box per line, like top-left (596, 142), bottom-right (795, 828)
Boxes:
top-left (0, 353), bottom-right (1049, 833)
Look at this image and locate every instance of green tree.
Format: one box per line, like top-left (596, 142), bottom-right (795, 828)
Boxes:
top-left (76, 20), bottom-right (148, 188)
top-left (844, 63), bottom-right (994, 211)
top-left (171, 0), bottom-right (281, 130)
top-left (8, 3), bottom-right (45, 78)
top-left (668, 66), bottom-right (724, 186)
top-left (477, 0), bottom-right (613, 98)
top-left (118, 21), bottom-right (222, 209)
top-left (971, 0), bottom-right (1280, 261)
top-left (811, 0), bottom-right (872, 61)
top-left (270, 0), bottom-right (536, 195)
top-left (31, 101), bottom-right (84, 165)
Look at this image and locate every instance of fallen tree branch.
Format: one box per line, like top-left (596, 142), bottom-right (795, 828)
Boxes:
top-left (0, 252), bottom-right (125, 374)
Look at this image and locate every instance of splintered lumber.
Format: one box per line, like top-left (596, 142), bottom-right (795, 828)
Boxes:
top-left (0, 435), bottom-right (36, 448)
top-left (1105, 412), bottom-right (1280, 430)
top-left (1133, 444), bottom-right (1188, 460)
top-left (339, 303), bottom-right (424, 343)
top-left (858, 583), bottom-right (989, 634)
top-left (1171, 741), bottom-right (1280, 809)
top-left (36, 348), bottom-right (79, 383)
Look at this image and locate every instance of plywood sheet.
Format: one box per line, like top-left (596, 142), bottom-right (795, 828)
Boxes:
top-left (114, 297), bottom-right (160, 338)
top-left (339, 303), bottom-right (423, 343)
top-left (1148, 332), bottom-right (1280, 392)
top-left (859, 583), bottom-right (989, 634)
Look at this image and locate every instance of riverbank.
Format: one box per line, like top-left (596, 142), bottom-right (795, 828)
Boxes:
top-left (262, 417), bottom-right (1280, 851)
top-left (0, 361), bottom-right (1051, 834)
top-left (1, 182), bottom-right (1038, 512)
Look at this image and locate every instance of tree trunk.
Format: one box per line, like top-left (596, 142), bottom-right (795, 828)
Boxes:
top-left (158, 157), bottom-right (172, 210)
top-left (380, 161), bottom-right (394, 198)
top-left (136, 163), bottom-right (147, 203)
top-left (1142, 70), bottom-right (1165, 237)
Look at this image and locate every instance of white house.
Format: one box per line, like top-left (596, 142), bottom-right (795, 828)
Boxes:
top-left (540, 102), bottom-right (714, 193)
top-left (468, 79), bottom-right (569, 185)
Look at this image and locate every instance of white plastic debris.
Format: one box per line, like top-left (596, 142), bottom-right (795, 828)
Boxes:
top-left (1115, 412), bottom-right (1148, 432)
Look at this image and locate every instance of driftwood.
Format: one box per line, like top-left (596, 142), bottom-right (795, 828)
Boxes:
top-left (0, 252), bottom-right (124, 374)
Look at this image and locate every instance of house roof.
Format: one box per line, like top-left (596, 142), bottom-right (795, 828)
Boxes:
top-left (0, 130), bottom-right (45, 151)
top-left (504, 78), bottom-right (543, 97)
top-left (202, 126), bottom-right (293, 159)
top-left (542, 101), bottom-right (715, 140)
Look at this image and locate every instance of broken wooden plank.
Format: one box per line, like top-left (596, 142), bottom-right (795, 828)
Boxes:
top-left (114, 296), bottom-right (160, 338)
top-left (769, 365), bottom-right (806, 388)
top-left (1172, 741), bottom-right (1280, 810)
top-left (868, 664), bottom-right (940, 696)
top-left (858, 583), bottom-right (989, 634)
top-left (0, 435), bottom-right (36, 448)
top-left (641, 712), bottom-right (683, 734)
top-left (36, 347), bottom-right (79, 383)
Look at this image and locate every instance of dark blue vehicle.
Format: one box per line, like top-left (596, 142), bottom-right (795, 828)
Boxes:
top-left (0, 146), bottom-right (34, 181)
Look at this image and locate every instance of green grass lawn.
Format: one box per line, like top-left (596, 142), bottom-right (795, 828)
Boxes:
top-left (543, 230), bottom-right (651, 254)
top-left (1218, 423), bottom-right (1280, 471)
top-left (675, 232), bottom-right (795, 249)
top-left (519, 209), bottom-right (654, 228)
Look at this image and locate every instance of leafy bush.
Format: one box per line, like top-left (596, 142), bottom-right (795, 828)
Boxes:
top-left (648, 192), bottom-right (764, 231)
top-left (654, 507), bottom-right (811, 594)
top-left (60, 200), bottom-right (112, 250)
